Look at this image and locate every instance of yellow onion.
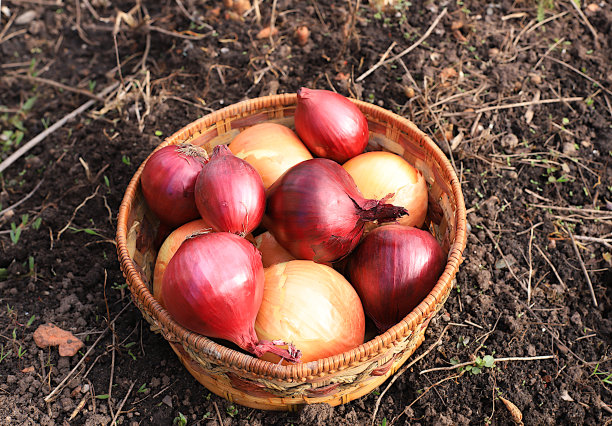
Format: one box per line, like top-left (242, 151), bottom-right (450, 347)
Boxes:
top-left (228, 123), bottom-right (313, 189)
top-left (253, 231), bottom-right (295, 268)
top-left (255, 260), bottom-right (365, 363)
top-left (343, 151), bottom-right (428, 228)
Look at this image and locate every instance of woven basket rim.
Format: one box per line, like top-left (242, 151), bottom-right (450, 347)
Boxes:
top-left (116, 92), bottom-right (467, 380)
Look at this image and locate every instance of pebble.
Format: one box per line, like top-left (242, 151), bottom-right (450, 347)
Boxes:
top-left (15, 10), bottom-right (37, 25)
top-left (162, 395), bottom-right (172, 407)
top-left (501, 133), bottom-right (519, 149)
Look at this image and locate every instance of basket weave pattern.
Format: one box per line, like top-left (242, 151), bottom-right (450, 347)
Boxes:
top-left (116, 93), bottom-right (466, 410)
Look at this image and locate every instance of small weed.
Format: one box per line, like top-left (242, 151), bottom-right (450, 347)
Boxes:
top-left (31, 217), bottom-right (42, 230)
top-left (591, 363), bottom-right (612, 385)
top-left (88, 80), bottom-right (96, 92)
top-left (137, 383), bottom-right (149, 393)
top-left (68, 226), bottom-right (105, 238)
top-left (226, 404), bottom-right (239, 417)
top-left (41, 117), bottom-right (50, 129)
top-left (0, 345), bottom-right (11, 363)
top-left (457, 336), bottom-right (470, 349)
top-left (154, 130), bottom-right (163, 137)
top-left (173, 412), bottom-right (187, 426)
top-left (380, 418), bottom-right (388, 426)
top-left (112, 282), bottom-right (128, 291)
top-left (202, 412), bottom-right (212, 420)
top-left (17, 346), bottom-right (27, 358)
top-left (9, 222), bottom-right (21, 244)
top-left (25, 314), bottom-right (36, 327)
top-left (0, 268), bottom-right (7, 280)
top-left (95, 394), bottom-right (110, 400)
top-left (122, 155), bottom-right (131, 166)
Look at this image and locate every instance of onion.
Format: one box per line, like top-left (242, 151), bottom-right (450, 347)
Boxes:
top-left (255, 260), bottom-right (365, 363)
top-left (162, 232), bottom-right (301, 362)
top-left (253, 231), bottom-right (295, 268)
top-left (228, 123), bottom-right (313, 189)
top-left (265, 158), bottom-right (408, 262)
top-left (152, 219), bottom-right (212, 306)
top-left (294, 87), bottom-right (368, 163)
top-left (140, 144), bottom-right (208, 227)
top-left (346, 224), bottom-right (446, 332)
top-left (343, 151), bottom-right (428, 228)
top-left (195, 145), bottom-right (265, 235)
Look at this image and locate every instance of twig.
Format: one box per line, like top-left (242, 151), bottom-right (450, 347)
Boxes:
top-left (213, 401), bottom-right (224, 426)
top-left (371, 325), bottom-right (451, 425)
top-left (0, 82), bottom-right (119, 175)
top-left (567, 228), bottom-right (598, 308)
top-left (420, 355), bottom-right (554, 375)
top-left (110, 381), bottom-right (135, 425)
top-left (391, 372), bottom-right (462, 425)
top-left (527, 225), bottom-right (534, 305)
top-left (56, 186), bottom-right (100, 239)
top-left (474, 97), bottom-right (583, 114)
top-left (0, 179), bottom-right (44, 217)
top-left (573, 235), bottom-right (612, 247)
top-left (0, 11), bottom-right (16, 41)
top-left (544, 56), bottom-right (612, 96)
top-left (534, 244), bottom-right (567, 289)
top-left (44, 301), bottom-right (133, 402)
top-left (533, 37), bottom-right (565, 71)
top-left (356, 8), bottom-right (447, 82)
top-left (358, 41), bottom-right (397, 83)
top-left (529, 203), bottom-right (610, 215)
top-left (107, 324), bottom-right (117, 419)
top-left (568, 0), bottom-right (598, 42)
top-left (482, 224), bottom-right (526, 292)
top-left (8, 74), bottom-right (104, 101)
top-left (525, 11), bottom-right (569, 35)
top-left (148, 25), bottom-right (210, 40)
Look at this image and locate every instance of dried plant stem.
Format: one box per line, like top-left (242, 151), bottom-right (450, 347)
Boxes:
top-left (44, 302), bottom-right (133, 402)
top-left (544, 56), bottom-right (612, 96)
top-left (0, 82), bottom-right (119, 175)
top-left (474, 97), bottom-right (583, 114)
top-left (482, 225), bottom-right (526, 293)
top-left (357, 8), bottom-right (447, 82)
top-left (419, 355), bottom-right (554, 375)
top-left (534, 244), bottom-right (567, 289)
top-left (371, 325), bottom-right (452, 425)
top-left (568, 0), bottom-right (598, 42)
top-left (567, 229), bottom-right (598, 307)
top-left (110, 381), bottom-right (135, 425)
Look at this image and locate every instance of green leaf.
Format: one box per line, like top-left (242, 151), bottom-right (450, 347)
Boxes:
top-left (95, 394), bottom-right (109, 400)
top-left (483, 355), bottom-right (495, 368)
top-left (22, 97), bottom-right (37, 112)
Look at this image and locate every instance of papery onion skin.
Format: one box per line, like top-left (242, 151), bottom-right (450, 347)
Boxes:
top-left (253, 231), bottom-right (295, 268)
top-left (295, 87), bottom-right (369, 163)
top-left (347, 224), bottom-right (446, 332)
top-left (141, 144), bottom-right (208, 228)
top-left (343, 151), bottom-right (428, 228)
top-left (255, 260), bottom-right (365, 363)
top-left (152, 219), bottom-right (212, 307)
top-left (265, 158), bottom-right (408, 262)
top-left (162, 232), bottom-right (300, 362)
top-left (228, 123), bottom-right (313, 189)
top-left (195, 145), bottom-right (265, 235)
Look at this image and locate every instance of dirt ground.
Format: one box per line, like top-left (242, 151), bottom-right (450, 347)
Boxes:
top-left (0, 0), bottom-right (611, 424)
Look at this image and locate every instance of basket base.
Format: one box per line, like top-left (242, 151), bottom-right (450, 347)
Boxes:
top-left (169, 330), bottom-right (427, 411)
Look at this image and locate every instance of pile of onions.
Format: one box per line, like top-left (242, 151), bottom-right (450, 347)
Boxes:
top-left (195, 145), bottom-right (265, 235)
top-left (162, 232), bottom-right (300, 362)
top-left (343, 151), bottom-right (429, 228)
top-left (295, 88), bottom-right (369, 163)
top-left (265, 158), bottom-right (408, 262)
top-left (152, 218), bottom-right (212, 306)
top-left (346, 224), bottom-right (445, 332)
top-left (228, 123), bottom-right (313, 189)
top-left (255, 260), bottom-right (365, 363)
top-left (141, 144), bottom-right (208, 227)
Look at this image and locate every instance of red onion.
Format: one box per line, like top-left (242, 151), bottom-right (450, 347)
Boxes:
top-left (346, 224), bottom-right (446, 332)
top-left (265, 158), bottom-right (408, 262)
top-left (195, 145), bottom-right (265, 235)
top-left (294, 87), bottom-right (369, 163)
top-left (140, 144), bottom-right (208, 228)
top-left (162, 232), bottom-right (301, 362)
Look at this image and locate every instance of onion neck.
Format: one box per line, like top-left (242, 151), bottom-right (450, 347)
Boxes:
top-left (247, 340), bottom-right (302, 363)
top-left (355, 197), bottom-right (409, 224)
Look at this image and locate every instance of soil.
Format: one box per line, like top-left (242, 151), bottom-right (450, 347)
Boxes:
top-left (1, 0), bottom-right (611, 425)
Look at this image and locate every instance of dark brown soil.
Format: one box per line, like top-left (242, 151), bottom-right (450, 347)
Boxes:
top-left (1, 0), bottom-right (611, 425)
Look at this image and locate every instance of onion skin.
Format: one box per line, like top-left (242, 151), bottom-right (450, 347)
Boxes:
top-left (255, 260), bottom-right (365, 363)
top-left (343, 151), bottom-right (428, 228)
top-left (162, 232), bottom-right (300, 362)
top-left (195, 145), bottom-right (265, 235)
top-left (152, 219), bottom-right (212, 307)
top-left (253, 231), bottom-right (295, 268)
top-left (265, 158), bottom-right (408, 262)
top-left (141, 144), bottom-right (208, 228)
top-left (346, 224), bottom-right (446, 332)
top-left (294, 87), bottom-right (368, 163)
top-left (228, 123), bottom-right (313, 189)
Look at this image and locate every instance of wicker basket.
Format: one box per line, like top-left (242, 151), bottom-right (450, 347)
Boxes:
top-left (116, 93), bottom-right (467, 411)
